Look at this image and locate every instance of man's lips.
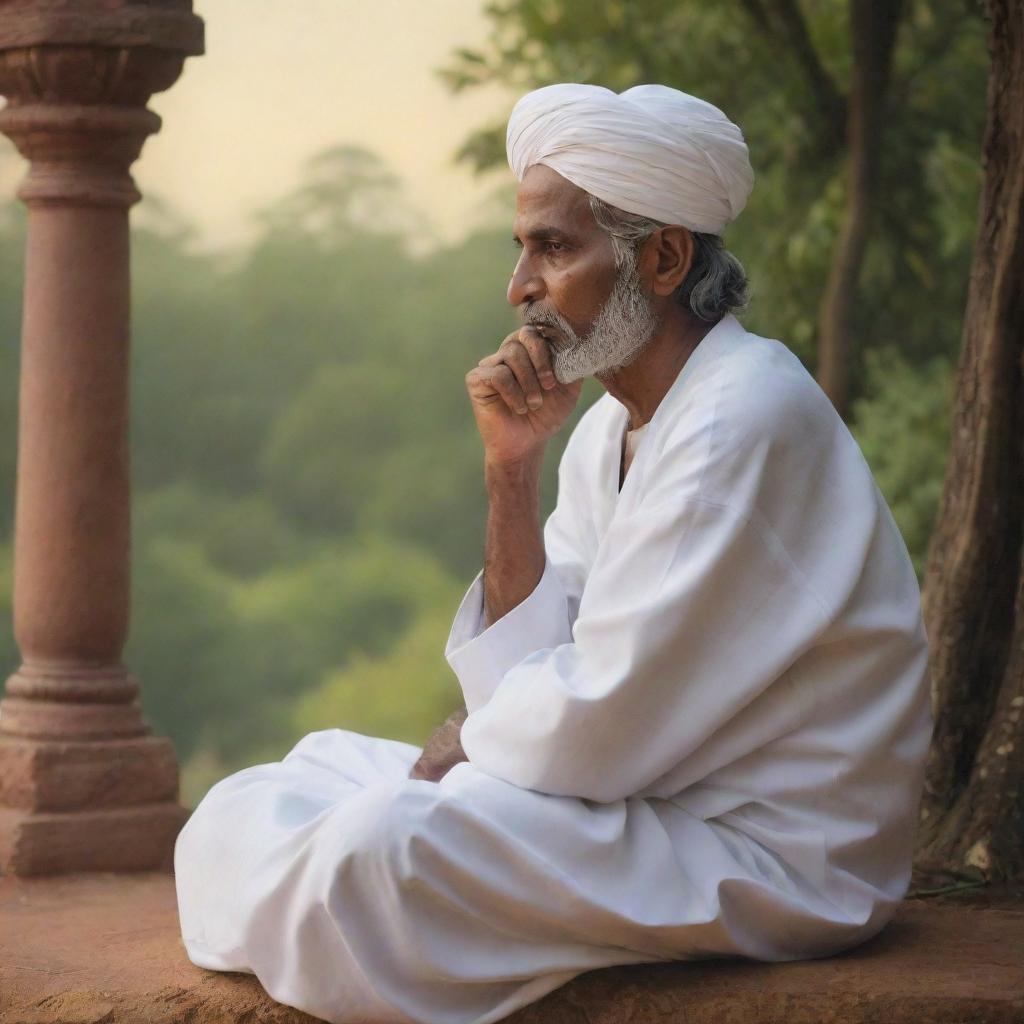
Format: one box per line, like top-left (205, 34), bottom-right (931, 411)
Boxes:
top-left (526, 322), bottom-right (568, 350)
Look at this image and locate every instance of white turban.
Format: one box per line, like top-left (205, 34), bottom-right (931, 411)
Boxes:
top-left (506, 83), bottom-right (754, 236)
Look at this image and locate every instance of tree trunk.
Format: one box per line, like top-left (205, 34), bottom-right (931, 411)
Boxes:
top-left (915, 0), bottom-right (1024, 882)
top-left (816, 0), bottom-right (903, 419)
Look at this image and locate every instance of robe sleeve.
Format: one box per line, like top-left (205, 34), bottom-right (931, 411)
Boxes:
top-left (453, 432), bottom-right (834, 803)
top-left (443, 558), bottom-right (573, 714)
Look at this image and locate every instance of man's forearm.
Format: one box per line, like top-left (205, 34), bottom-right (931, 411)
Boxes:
top-left (482, 452), bottom-right (546, 627)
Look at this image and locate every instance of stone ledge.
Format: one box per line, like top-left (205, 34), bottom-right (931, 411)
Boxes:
top-left (0, 872), bottom-right (1021, 1024)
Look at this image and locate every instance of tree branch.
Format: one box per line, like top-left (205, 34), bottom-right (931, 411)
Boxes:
top-left (750, 0), bottom-right (848, 154)
top-left (737, 0), bottom-right (773, 35)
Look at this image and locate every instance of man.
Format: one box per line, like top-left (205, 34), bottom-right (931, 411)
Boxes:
top-left (175, 84), bottom-right (932, 1024)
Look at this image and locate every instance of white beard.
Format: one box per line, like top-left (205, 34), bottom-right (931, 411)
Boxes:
top-left (522, 251), bottom-right (661, 384)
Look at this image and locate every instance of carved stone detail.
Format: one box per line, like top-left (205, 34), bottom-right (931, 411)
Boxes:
top-left (0, 1), bottom-right (204, 58)
top-left (0, 42), bottom-right (188, 107)
top-left (0, 101), bottom-right (159, 206)
top-left (6, 662), bottom-right (140, 704)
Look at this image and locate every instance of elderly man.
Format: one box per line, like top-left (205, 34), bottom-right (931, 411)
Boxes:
top-left (174, 84), bottom-right (932, 1024)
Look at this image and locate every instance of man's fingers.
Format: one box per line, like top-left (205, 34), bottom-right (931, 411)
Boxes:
top-left (479, 329), bottom-right (558, 392)
top-left (489, 364), bottom-right (530, 414)
top-left (469, 363), bottom-right (529, 414)
top-left (496, 339), bottom-right (545, 410)
top-left (516, 326), bottom-right (558, 390)
top-left (472, 325), bottom-right (562, 414)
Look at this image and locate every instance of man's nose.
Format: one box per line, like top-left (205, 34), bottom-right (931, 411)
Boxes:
top-left (507, 254), bottom-right (544, 307)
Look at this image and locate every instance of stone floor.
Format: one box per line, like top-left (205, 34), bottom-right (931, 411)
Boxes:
top-left (1, 871), bottom-right (1022, 1024)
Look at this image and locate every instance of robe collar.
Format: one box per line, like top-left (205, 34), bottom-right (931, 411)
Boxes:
top-left (600, 312), bottom-right (748, 503)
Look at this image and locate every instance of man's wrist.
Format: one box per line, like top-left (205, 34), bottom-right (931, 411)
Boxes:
top-left (481, 448), bottom-right (545, 627)
top-left (484, 448), bottom-right (545, 491)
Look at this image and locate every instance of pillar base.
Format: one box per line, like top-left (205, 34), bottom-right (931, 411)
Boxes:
top-left (0, 803), bottom-right (188, 876)
top-left (0, 735), bottom-right (187, 876)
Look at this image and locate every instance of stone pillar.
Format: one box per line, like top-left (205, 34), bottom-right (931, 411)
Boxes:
top-left (0, 1), bottom-right (203, 876)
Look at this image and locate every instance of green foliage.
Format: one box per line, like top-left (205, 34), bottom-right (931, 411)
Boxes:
top-left (135, 483), bottom-right (304, 578)
top-left (852, 350), bottom-right (953, 577)
top-left (359, 432), bottom-right (488, 577)
top-left (214, 537), bottom-right (458, 759)
top-left (261, 362), bottom-right (406, 533)
top-left (127, 520), bottom-right (466, 766)
top-left (125, 537), bottom-right (240, 761)
top-left (293, 602), bottom-right (464, 748)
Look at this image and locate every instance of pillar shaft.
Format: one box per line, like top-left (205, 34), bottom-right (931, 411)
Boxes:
top-left (19, 204), bottom-right (132, 661)
top-left (0, 2), bottom-right (204, 876)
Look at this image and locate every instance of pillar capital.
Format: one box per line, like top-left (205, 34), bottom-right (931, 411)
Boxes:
top-left (0, 0), bottom-right (204, 207)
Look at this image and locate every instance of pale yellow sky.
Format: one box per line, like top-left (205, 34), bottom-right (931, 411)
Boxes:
top-left (2, 0), bottom-right (518, 250)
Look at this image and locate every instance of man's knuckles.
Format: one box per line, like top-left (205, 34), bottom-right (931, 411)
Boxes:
top-left (496, 341), bottom-right (547, 402)
top-left (470, 364), bottom-right (529, 413)
top-left (516, 328), bottom-right (558, 387)
top-left (469, 330), bottom-right (558, 411)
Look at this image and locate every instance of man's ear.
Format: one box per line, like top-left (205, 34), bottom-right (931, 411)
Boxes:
top-left (646, 226), bottom-right (693, 297)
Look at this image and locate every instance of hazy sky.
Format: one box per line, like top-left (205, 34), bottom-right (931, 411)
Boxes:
top-left (2, 1), bottom-right (517, 250)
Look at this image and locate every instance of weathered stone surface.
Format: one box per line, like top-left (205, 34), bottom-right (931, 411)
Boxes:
top-left (0, 805), bottom-right (186, 877)
top-left (0, 736), bottom-right (180, 811)
top-left (0, 873), bottom-right (1021, 1024)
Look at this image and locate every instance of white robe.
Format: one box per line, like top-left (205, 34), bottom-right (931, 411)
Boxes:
top-left (174, 313), bottom-right (932, 1024)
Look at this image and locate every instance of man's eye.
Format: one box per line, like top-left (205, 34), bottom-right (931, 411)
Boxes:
top-left (545, 241), bottom-right (565, 253)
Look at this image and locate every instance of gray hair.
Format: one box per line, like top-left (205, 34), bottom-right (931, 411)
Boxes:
top-left (587, 194), bottom-right (748, 322)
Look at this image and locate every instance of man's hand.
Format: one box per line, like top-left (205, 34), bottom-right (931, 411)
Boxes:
top-left (466, 326), bottom-right (583, 465)
top-left (408, 707), bottom-right (470, 783)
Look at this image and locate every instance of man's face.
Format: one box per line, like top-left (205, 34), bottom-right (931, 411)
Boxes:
top-left (509, 164), bottom-right (661, 383)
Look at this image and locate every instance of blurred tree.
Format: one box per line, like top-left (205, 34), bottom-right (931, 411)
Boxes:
top-left (213, 537), bottom-right (461, 763)
top-left (256, 144), bottom-right (426, 244)
top-left (441, 0), bottom-right (987, 413)
top-left (293, 603), bottom-right (465, 749)
top-left (131, 210), bottom-right (256, 493)
top-left (131, 152), bottom-right (424, 503)
top-left (851, 352), bottom-right (952, 578)
top-left (360, 432), bottom-right (488, 577)
top-left (125, 536), bottom-right (240, 762)
top-left (261, 361), bottom-right (405, 534)
top-left (816, 0), bottom-right (903, 416)
top-left (915, 0), bottom-right (1024, 883)
top-left (127, 525), bottom-right (466, 768)
top-left (135, 482), bottom-right (306, 578)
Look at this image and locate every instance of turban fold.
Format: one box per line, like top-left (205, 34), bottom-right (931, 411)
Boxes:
top-left (506, 83), bottom-right (754, 235)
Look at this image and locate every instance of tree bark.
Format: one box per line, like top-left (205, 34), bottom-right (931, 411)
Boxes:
top-left (915, 0), bottom-right (1024, 882)
top-left (816, 0), bottom-right (903, 419)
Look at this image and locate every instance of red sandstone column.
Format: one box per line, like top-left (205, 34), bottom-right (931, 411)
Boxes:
top-left (0, 1), bottom-right (203, 876)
